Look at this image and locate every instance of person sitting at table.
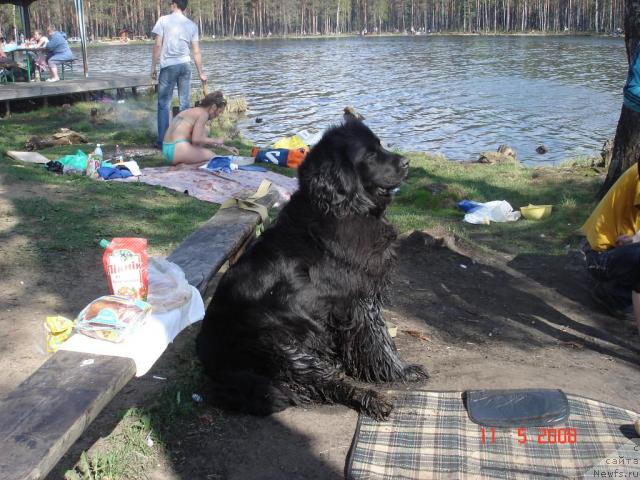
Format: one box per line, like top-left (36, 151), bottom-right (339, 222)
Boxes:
top-left (44, 25), bottom-right (73, 83)
top-left (0, 46), bottom-right (13, 63)
top-left (162, 90), bottom-right (239, 166)
top-left (33, 30), bottom-right (49, 48)
top-left (0, 42), bottom-right (20, 81)
top-left (30, 30), bottom-right (49, 76)
top-left (2, 36), bottom-right (18, 53)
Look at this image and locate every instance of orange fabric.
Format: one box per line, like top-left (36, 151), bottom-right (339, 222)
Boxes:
top-left (251, 146), bottom-right (309, 168)
top-left (286, 147), bottom-right (308, 168)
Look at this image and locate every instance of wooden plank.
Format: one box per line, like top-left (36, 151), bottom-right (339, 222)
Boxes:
top-left (0, 351), bottom-right (136, 480)
top-left (0, 187), bottom-right (281, 480)
top-left (0, 74), bottom-right (155, 102)
top-left (6, 151), bottom-right (49, 164)
top-left (168, 189), bottom-right (280, 294)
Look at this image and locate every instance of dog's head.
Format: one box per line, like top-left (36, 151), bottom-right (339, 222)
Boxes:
top-left (298, 121), bottom-right (409, 217)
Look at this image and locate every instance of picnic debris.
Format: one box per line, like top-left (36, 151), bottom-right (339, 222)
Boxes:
top-left (26, 128), bottom-right (88, 151)
top-left (402, 329), bottom-right (431, 342)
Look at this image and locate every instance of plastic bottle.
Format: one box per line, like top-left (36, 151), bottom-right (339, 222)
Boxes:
top-left (115, 145), bottom-right (123, 163)
top-left (86, 144), bottom-right (103, 178)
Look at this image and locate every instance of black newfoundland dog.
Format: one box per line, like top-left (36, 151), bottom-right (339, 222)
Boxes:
top-left (196, 120), bottom-right (428, 420)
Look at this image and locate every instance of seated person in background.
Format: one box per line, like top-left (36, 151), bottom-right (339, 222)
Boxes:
top-left (30, 30), bottom-right (49, 75)
top-left (162, 90), bottom-right (239, 166)
top-left (44, 25), bottom-right (73, 82)
top-left (33, 30), bottom-right (49, 48)
top-left (582, 162), bottom-right (640, 336)
top-left (2, 36), bottom-right (18, 53)
top-left (0, 39), bottom-right (22, 80)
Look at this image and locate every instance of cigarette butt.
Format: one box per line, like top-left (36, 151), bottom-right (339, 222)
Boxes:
top-left (635, 419), bottom-right (640, 436)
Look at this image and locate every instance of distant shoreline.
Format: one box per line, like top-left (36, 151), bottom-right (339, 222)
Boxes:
top-left (80, 30), bottom-right (622, 48)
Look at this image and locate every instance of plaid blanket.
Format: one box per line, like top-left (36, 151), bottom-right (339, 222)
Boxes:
top-left (346, 391), bottom-right (639, 479)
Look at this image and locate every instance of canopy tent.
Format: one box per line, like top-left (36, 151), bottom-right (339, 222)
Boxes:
top-left (0, 0), bottom-right (89, 77)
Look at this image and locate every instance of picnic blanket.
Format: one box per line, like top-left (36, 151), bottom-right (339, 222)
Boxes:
top-left (120, 166), bottom-right (298, 204)
top-left (346, 390), bottom-right (639, 480)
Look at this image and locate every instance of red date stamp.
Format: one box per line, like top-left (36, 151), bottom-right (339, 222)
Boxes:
top-left (480, 427), bottom-right (577, 445)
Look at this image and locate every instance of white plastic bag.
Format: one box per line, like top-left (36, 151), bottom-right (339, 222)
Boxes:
top-left (296, 128), bottom-right (324, 146)
top-left (147, 257), bottom-right (193, 312)
top-left (463, 200), bottom-right (521, 224)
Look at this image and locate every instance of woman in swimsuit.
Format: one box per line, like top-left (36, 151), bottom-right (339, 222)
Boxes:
top-left (162, 90), bottom-right (239, 165)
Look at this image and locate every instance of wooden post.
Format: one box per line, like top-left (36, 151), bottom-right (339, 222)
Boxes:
top-left (3, 101), bottom-right (9, 118)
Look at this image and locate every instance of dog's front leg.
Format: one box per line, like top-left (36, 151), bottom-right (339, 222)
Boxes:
top-left (338, 297), bottom-right (429, 383)
top-left (315, 379), bottom-right (393, 420)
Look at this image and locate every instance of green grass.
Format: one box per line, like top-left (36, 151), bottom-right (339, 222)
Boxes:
top-left (1, 100), bottom-right (156, 149)
top-left (387, 153), bottom-right (601, 255)
top-left (63, 356), bottom-right (206, 480)
top-left (64, 409), bottom-right (156, 480)
top-left (0, 100), bottom-right (603, 260)
top-left (0, 158), bottom-right (216, 263)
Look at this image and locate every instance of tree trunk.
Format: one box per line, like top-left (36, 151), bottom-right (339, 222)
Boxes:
top-left (599, 0), bottom-right (640, 196)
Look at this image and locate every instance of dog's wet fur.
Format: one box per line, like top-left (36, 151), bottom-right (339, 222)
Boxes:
top-left (196, 120), bottom-right (428, 420)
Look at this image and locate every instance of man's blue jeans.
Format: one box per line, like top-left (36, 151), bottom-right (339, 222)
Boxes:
top-left (157, 62), bottom-right (192, 145)
top-left (585, 242), bottom-right (640, 311)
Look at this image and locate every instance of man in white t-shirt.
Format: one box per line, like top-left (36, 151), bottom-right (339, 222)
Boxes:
top-left (151, 0), bottom-right (207, 147)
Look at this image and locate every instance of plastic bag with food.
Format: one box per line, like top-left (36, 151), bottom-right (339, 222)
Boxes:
top-left (76, 295), bottom-right (152, 343)
top-left (147, 257), bottom-right (193, 313)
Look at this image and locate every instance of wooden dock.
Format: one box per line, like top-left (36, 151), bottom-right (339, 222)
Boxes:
top-left (0, 73), bottom-right (156, 112)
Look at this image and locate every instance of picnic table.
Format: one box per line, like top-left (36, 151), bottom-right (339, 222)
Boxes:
top-left (7, 47), bottom-right (47, 82)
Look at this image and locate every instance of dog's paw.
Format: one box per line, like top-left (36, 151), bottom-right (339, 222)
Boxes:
top-left (360, 390), bottom-right (394, 421)
top-left (401, 364), bottom-right (429, 382)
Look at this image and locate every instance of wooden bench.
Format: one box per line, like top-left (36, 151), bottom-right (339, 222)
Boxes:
top-left (0, 188), bottom-right (281, 480)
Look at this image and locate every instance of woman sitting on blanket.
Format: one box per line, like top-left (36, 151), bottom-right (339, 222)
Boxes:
top-left (162, 90), bottom-right (239, 166)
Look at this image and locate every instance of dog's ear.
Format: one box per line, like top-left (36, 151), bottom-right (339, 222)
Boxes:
top-left (298, 124), bottom-right (377, 216)
top-left (301, 159), bottom-right (358, 217)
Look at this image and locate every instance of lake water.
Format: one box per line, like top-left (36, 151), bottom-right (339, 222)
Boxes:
top-left (87, 35), bottom-right (626, 165)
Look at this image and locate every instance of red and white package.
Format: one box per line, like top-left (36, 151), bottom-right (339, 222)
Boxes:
top-left (102, 238), bottom-right (148, 301)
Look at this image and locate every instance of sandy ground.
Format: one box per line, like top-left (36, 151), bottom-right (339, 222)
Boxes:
top-left (1, 176), bottom-right (639, 479)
